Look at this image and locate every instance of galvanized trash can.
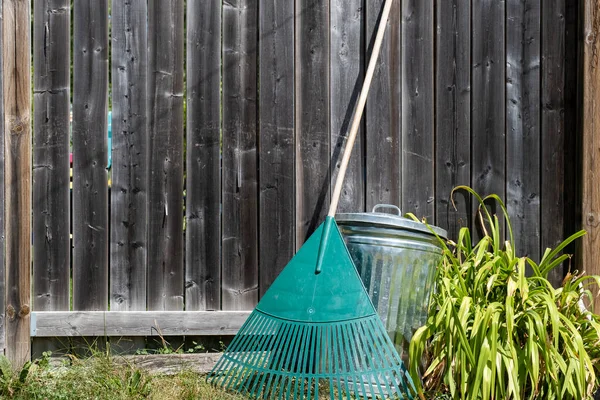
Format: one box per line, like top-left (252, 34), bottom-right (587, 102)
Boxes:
top-left (336, 204), bottom-right (447, 362)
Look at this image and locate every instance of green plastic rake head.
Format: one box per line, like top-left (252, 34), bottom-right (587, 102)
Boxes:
top-left (208, 217), bottom-right (415, 399)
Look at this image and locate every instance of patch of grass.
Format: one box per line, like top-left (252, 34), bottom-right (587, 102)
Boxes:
top-left (0, 352), bottom-right (246, 400)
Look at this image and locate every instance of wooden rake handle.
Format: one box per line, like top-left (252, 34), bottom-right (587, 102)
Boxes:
top-left (315, 0), bottom-right (395, 275)
top-left (328, 0), bottom-right (395, 217)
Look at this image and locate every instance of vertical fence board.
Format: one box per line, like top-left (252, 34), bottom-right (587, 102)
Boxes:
top-left (295, 0), bottom-right (330, 245)
top-left (581, 0), bottom-right (600, 309)
top-left (222, 0), bottom-right (259, 310)
top-left (401, 0), bottom-right (434, 221)
top-left (365, 0), bottom-right (401, 211)
top-left (435, 0), bottom-right (471, 239)
top-left (110, 0), bottom-right (148, 311)
top-left (3, 0), bottom-right (31, 366)
top-left (147, 0), bottom-right (184, 311)
top-left (186, 1), bottom-right (222, 311)
top-left (0, 0), bottom-right (5, 355)
top-left (31, 0), bottom-right (71, 361)
top-left (471, 0), bottom-right (506, 237)
top-left (72, 0), bottom-right (109, 311)
top-left (32, 0), bottom-right (70, 312)
top-left (541, 0), bottom-right (566, 282)
top-left (506, 0), bottom-right (541, 260)
top-left (563, 0), bottom-right (579, 269)
top-left (258, 0), bottom-right (295, 296)
top-left (330, 0), bottom-right (364, 213)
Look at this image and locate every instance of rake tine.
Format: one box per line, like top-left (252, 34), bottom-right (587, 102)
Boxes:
top-left (227, 314), bottom-right (270, 391)
top-left (357, 320), bottom-right (387, 397)
top-left (277, 324), bottom-right (301, 400)
top-left (209, 312), bottom-right (256, 380)
top-left (287, 324), bottom-right (306, 399)
top-left (340, 323), bottom-right (361, 400)
top-left (350, 321), bottom-right (371, 398)
top-left (368, 316), bottom-right (411, 394)
top-left (366, 318), bottom-right (404, 398)
top-left (301, 324), bottom-right (316, 399)
top-left (331, 324), bottom-right (344, 399)
top-left (366, 318), bottom-right (408, 398)
top-left (267, 322), bottom-right (298, 398)
top-left (250, 319), bottom-right (283, 397)
top-left (263, 321), bottom-right (293, 397)
top-left (240, 317), bottom-right (278, 395)
top-left (213, 313), bottom-right (261, 386)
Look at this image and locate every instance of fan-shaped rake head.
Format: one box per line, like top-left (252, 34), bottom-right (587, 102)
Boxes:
top-left (208, 310), bottom-right (414, 399)
top-left (208, 218), bottom-right (415, 399)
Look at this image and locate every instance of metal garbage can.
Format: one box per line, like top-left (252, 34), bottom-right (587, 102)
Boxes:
top-left (336, 204), bottom-right (447, 361)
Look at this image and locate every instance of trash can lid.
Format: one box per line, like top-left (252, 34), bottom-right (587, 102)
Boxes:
top-left (335, 204), bottom-right (447, 239)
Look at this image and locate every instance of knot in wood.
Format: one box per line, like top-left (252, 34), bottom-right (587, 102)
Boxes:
top-left (8, 115), bottom-right (29, 136)
top-left (587, 212), bottom-right (599, 227)
top-left (19, 305), bottom-right (30, 318)
top-left (6, 305), bottom-right (15, 320)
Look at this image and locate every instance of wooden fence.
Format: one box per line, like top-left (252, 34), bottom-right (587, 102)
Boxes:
top-left (0, 0), bottom-right (579, 365)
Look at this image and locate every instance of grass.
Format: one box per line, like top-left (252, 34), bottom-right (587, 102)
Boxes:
top-left (0, 352), bottom-right (352, 400)
top-left (0, 353), bottom-right (246, 400)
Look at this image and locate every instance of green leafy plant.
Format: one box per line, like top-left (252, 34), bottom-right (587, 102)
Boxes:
top-left (408, 186), bottom-right (600, 400)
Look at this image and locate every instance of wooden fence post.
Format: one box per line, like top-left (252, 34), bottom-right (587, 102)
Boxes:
top-left (2, 0), bottom-right (32, 367)
top-left (582, 0), bottom-right (600, 311)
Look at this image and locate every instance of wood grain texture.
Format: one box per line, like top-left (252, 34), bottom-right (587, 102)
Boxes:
top-left (31, 311), bottom-right (251, 337)
top-left (222, 0), bottom-right (259, 310)
top-left (541, 0), bottom-right (566, 283)
top-left (3, 0), bottom-right (32, 367)
top-left (258, 0), bottom-right (295, 296)
top-left (581, 0), bottom-right (600, 310)
top-left (435, 0), bottom-right (471, 240)
top-left (0, 0), bottom-right (5, 355)
top-left (116, 353), bottom-right (221, 375)
top-left (365, 0), bottom-right (401, 211)
top-left (72, 0), bottom-right (109, 311)
top-left (506, 0), bottom-right (541, 261)
top-left (186, 0), bottom-right (222, 310)
top-left (401, 0), bottom-right (434, 221)
top-left (33, 0), bottom-right (70, 313)
top-left (471, 0), bottom-right (506, 238)
top-left (330, 0), bottom-right (364, 213)
top-left (295, 0), bottom-right (330, 245)
top-left (563, 0), bottom-right (579, 270)
top-left (110, 0), bottom-right (148, 311)
top-left (147, 0), bottom-right (184, 311)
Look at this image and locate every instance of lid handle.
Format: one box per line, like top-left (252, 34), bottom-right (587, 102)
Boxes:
top-left (372, 204), bottom-right (402, 215)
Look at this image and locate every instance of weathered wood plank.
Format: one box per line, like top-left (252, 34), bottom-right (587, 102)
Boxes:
top-left (365, 0), bottom-right (401, 211)
top-left (258, 0), bottom-right (295, 296)
top-left (435, 0), bottom-right (471, 240)
top-left (116, 353), bottom-right (221, 375)
top-left (33, 0), bottom-right (70, 313)
top-left (3, 0), bottom-right (32, 367)
top-left (506, 0), bottom-right (541, 261)
top-left (186, 0), bottom-right (222, 310)
top-left (330, 0), bottom-right (364, 213)
top-left (147, 0), bottom-right (184, 311)
top-left (581, 0), bottom-right (600, 310)
top-left (401, 0), bottom-right (434, 222)
top-left (110, 0), bottom-right (148, 311)
top-left (471, 0), bottom-right (506, 238)
top-left (541, 0), bottom-right (566, 283)
top-left (72, 0), bottom-right (109, 311)
top-left (222, 0), bottom-right (259, 310)
top-left (31, 311), bottom-right (251, 337)
top-left (295, 0), bottom-right (330, 244)
top-left (563, 0), bottom-right (579, 270)
top-left (0, 0), bottom-right (7, 356)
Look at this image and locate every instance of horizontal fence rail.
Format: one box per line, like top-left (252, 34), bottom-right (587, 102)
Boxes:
top-left (0, 0), bottom-right (579, 363)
